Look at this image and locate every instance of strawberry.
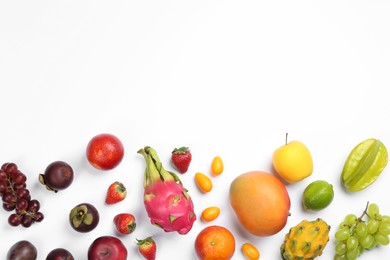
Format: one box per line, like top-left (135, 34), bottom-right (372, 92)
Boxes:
top-left (137, 237), bottom-right (156, 260)
top-left (105, 181), bottom-right (127, 204)
top-left (171, 146), bottom-right (192, 173)
top-left (113, 213), bottom-right (136, 234)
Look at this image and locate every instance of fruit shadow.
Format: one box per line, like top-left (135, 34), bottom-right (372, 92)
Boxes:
top-left (74, 153), bottom-right (102, 176)
top-left (269, 166), bottom-right (291, 187)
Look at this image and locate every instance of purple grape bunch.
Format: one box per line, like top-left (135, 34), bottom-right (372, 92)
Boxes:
top-left (0, 162), bottom-right (44, 227)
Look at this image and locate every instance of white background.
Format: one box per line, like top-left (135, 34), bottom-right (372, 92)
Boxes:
top-left (1, 1), bottom-right (390, 259)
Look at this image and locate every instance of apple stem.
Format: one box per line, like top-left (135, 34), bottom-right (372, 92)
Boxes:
top-left (99, 251), bottom-right (110, 256)
top-left (285, 133), bottom-right (289, 145)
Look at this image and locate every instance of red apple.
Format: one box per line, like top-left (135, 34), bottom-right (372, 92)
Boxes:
top-left (87, 236), bottom-right (127, 260)
top-left (86, 133), bottom-right (124, 170)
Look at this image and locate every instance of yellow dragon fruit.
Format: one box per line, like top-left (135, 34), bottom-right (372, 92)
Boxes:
top-left (281, 218), bottom-right (331, 260)
top-left (138, 146), bottom-right (196, 235)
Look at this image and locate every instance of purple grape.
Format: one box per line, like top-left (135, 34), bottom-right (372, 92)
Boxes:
top-left (1, 162), bottom-right (9, 170)
top-left (14, 182), bottom-right (27, 190)
top-left (33, 212), bottom-right (44, 222)
top-left (0, 169), bottom-right (7, 180)
top-left (0, 181), bottom-right (7, 194)
top-left (16, 188), bottom-right (30, 199)
top-left (3, 202), bottom-right (16, 211)
top-left (4, 163), bottom-right (18, 174)
top-left (1, 162), bottom-right (44, 228)
top-left (16, 198), bottom-right (29, 211)
top-left (27, 199), bottom-right (40, 213)
top-left (8, 213), bottom-right (22, 226)
top-left (12, 171), bottom-right (27, 185)
top-left (2, 192), bottom-right (16, 203)
top-left (21, 215), bottom-right (33, 227)
top-left (15, 208), bottom-right (24, 215)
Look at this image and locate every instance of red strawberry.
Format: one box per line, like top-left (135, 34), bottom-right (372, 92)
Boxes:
top-left (171, 146), bottom-right (192, 173)
top-left (137, 237), bottom-right (156, 260)
top-left (105, 181), bottom-right (127, 204)
top-left (113, 213), bottom-right (136, 234)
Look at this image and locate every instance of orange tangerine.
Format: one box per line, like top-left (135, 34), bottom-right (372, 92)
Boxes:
top-left (195, 225), bottom-right (235, 260)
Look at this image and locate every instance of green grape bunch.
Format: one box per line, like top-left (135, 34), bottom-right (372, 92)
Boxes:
top-left (334, 202), bottom-right (390, 260)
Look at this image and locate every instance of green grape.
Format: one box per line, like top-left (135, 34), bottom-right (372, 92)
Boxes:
top-left (347, 235), bottom-right (359, 250)
top-left (335, 241), bottom-right (347, 255)
top-left (379, 222), bottom-right (390, 235)
top-left (367, 239), bottom-right (378, 250)
top-left (375, 233), bottom-right (390, 246)
top-left (335, 203), bottom-right (390, 260)
top-left (359, 234), bottom-right (375, 249)
top-left (368, 203), bottom-right (380, 218)
top-left (338, 221), bottom-right (349, 229)
top-left (381, 215), bottom-right (390, 223)
top-left (344, 214), bottom-right (358, 225)
top-left (335, 227), bottom-right (351, 241)
top-left (346, 246), bottom-right (359, 260)
top-left (334, 254), bottom-right (348, 260)
top-left (356, 222), bottom-right (368, 237)
top-left (358, 245), bottom-right (364, 256)
top-left (367, 219), bottom-right (379, 234)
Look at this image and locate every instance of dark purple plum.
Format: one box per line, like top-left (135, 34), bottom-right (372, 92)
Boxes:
top-left (39, 161), bottom-right (74, 192)
top-left (7, 240), bottom-right (37, 260)
top-left (69, 202), bottom-right (99, 233)
top-left (46, 248), bottom-right (74, 260)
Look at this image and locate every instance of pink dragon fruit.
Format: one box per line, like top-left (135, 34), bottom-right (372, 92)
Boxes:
top-left (137, 146), bottom-right (196, 235)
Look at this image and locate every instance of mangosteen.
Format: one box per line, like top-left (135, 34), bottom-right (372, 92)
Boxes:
top-left (69, 203), bottom-right (99, 233)
top-left (46, 248), bottom-right (74, 260)
top-left (39, 161), bottom-right (74, 192)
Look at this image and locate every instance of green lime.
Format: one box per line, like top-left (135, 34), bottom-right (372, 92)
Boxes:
top-left (302, 180), bottom-right (334, 211)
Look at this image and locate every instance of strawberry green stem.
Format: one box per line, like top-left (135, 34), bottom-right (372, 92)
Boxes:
top-left (173, 147), bottom-right (189, 154)
top-left (137, 146), bottom-right (175, 188)
top-left (136, 236), bottom-right (154, 246)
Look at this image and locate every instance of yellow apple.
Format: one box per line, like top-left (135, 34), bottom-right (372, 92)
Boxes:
top-left (272, 137), bottom-right (313, 183)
